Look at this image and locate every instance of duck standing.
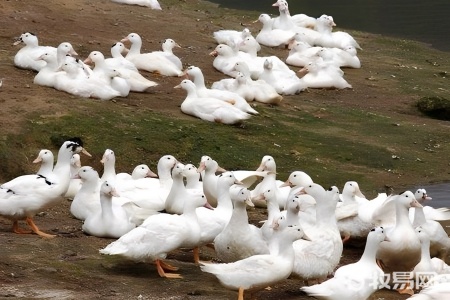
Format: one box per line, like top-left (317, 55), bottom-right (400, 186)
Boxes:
top-left (0, 138), bottom-right (91, 237)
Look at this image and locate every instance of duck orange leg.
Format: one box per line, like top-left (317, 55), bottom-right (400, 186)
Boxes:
top-left (26, 217), bottom-right (56, 238)
top-left (238, 287), bottom-right (245, 300)
top-left (193, 246), bottom-right (200, 265)
top-left (397, 282), bottom-right (414, 296)
top-left (159, 260), bottom-right (179, 271)
top-left (12, 221), bottom-right (32, 234)
top-left (342, 235), bottom-right (351, 243)
top-left (155, 260), bottom-right (182, 279)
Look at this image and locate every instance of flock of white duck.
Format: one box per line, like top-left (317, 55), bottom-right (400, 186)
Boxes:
top-left (13, 0), bottom-right (362, 125)
top-left (1, 138), bottom-right (450, 299)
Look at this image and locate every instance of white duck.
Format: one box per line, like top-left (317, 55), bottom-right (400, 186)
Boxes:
top-left (99, 192), bottom-right (211, 278)
top-left (253, 188), bottom-right (282, 240)
top-left (122, 33), bottom-right (183, 76)
top-left (213, 28), bottom-right (258, 50)
top-left (413, 226), bottom-right (437, 277)
top-left (197, 155), bottom-right (226, 207)
top-left (64, 153), bottom-right (82, 199)
top-left (336, 181), bottom-right (376, 242)
top-left (0, 138), bottom-right (90, 237)
top-left (55, 42), bottom-right (79, 68)
top-left (238, 37), bottom-right (293, 76)
top-left (298, 60), bottom-right (353, 89)
top-left (279, 170), bottom-right (314, 203)
top-left (317, 46), bottom-right (361, 69)
top-left (376, 191), bottom-right (423, 295)
top-left (314, 14), bottom-right (362, 50)
top-left (116, 164), bottom-right (157, 182)
top-left (111, 0), bottom-right (162, 10)
top-left (406, 274), bottom-right (450, 300)
top-left (201, 221), bottom-right (310, 300)
top-left (410, 189), bottom-right (450, 259)
top-left (84, 51), bottom-right (131, 97)
top-left (119, 155), bottom-right (178, 211)
top-left (164, 162), bottom-right (203, 215)
top-left (250, 155), bottom-right (291, 209)
top-left (3, 149), bottom-right (55, 190)
top-left (371, 188), bottom-right (450, 228)
top-left (33, 52), bottom-right (60, 87)
top-left (174, 79), bottom-right (251, 125)
top-left (255, 13), bottom-right (296, 48)
top-left (273, 0), bottom-right (317, 29)
top-left (98, 149), bottom-right (117, 185)
top-left (214, 186), bottom-right (269, 262)
top-left (54, 61), bottom-right (120, 100)
top-left (258, 58), bottom-right (306, 95)
top-left (196, 171), bottom-right (243, 246)
top-left (108, 42), bottom-right (158, 91)
top-left (33, 149), bottom-right (55, 178)
top-left (70, 166), bottom-right (102, 221)
top-left (209, 44), bottom-right (252, 78)
top-left (292, 184), bottom-right (343, 284)
top-left (285, 40), bottom-right (323, 67)
top-left (410, 188), bottom-right (450, 226)
top-left (220, 70), bottom-right (284, 105)
top-left (82, 181), bottom-right (135, 238)
top-left (183, 164), bottom-right (203, 190)
top-left (300, 226), bottom-right (389, 300)
top-left (183, 65), bottom-right (259, 115)
top-left (271, 0), bottom-right (321, 46)
top-left (13, 32), bottom-right (57, 71)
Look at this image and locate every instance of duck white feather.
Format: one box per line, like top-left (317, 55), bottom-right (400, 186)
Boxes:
top-left (100, 192), bottom-right (211, 278)
top-left (174, 79), bottom-right (252, 125)
top-left (376, 191), bottom-right (423, 292)
top-left (82, 181), bottom-right (135, 238)
top-left (292, 184), bottom-right (343, 283)
top-left (122, 33), bottom-right (183, 76)
top-left (301, 226), bottom-right (389, 300)
top-left (201, 218), bottom-right (310, 300)
top-left (0, 138), bottom-right (90, 237)
top-left (111, 0), bottom-right (161, 10)
top-left (183, 65), bottom-right (259, 115)
top-left (196, 171), bottom-right (242, 246)
top-left (13, 32), bottom-right (57, 71)
top-left (214, 186), bottom-right (269, 262)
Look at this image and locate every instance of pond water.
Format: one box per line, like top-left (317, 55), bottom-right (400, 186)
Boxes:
top-left (208, 0), bottom-right (450, 52)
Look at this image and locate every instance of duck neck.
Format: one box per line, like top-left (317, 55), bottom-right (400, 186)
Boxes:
top-left (342, 191), bottom-right (356, 205)
top-left (266, 199), bottom-right (281, 223)
top-left (101, 161), bottom-right (116, 183)
top-left (191, 73), bottom-right (207, 90)
top-left (286, 208), bottom-right (299, 226)
top-left (165, 173), bottom-right (185, 206)
top-left (129, 40), bottom-right (142, 56)
top-left (80, 176), bottom-right (99, 192)
top-left (110, 47), bottom-right (123, 58)
top-left (185, 174), bottom-right (200, 189)
top-left (413, 207), bottom-right (426, 227)
top-left (229, 201), bottom-right (248, 226)
top-left (359, 237), bottom-right (380, 263)
top-left (216, 185), bottom-right (233, 211)
top-left (100, 195), bottom-right (114, 218)
top-left (52, 148), bottom-right (73, 195)
top-left (395, 200), bottom-right (412, 230)
top-left (316, 200), bottom-right (337, 228)
top-left (420, 238), bottom-right (432, 264)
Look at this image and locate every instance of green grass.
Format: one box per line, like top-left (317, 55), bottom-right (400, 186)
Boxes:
top-left (2, 89), bottom-right (448, 199)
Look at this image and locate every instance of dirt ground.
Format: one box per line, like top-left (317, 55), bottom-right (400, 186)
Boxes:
top-left (0, 0), bottom-right (449, 299)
